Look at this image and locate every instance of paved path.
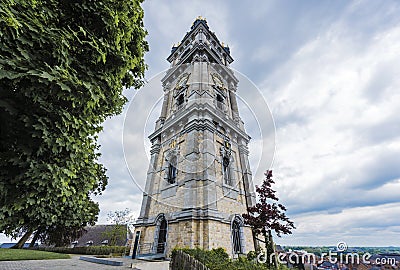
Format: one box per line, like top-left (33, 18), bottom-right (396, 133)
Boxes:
top-left (0, 255), bottom-right (169, 270)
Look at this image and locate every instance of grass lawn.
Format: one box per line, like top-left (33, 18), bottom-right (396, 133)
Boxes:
top-left (0, 249), bottom-right (70, 261)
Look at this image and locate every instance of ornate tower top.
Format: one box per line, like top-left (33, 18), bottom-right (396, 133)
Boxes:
top-left (168, 17), bottom-right (233, 67)
top-left (154, 17), bottom-right (242, 133)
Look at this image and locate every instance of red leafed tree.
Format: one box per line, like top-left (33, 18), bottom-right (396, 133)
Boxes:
top-left (243, 170), bottom-right (295, 266)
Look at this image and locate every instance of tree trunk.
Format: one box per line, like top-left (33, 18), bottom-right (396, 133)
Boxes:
top-left (29, 229), bottom-right (41, 248)
top-left (268, 229), bottom-right (277, 268)
top-left (252, 229), bottom-right (259, 252)
top-left (12, 229), bottom-right (33, 249)
top-left (263, 231), bottom-right (271, 267)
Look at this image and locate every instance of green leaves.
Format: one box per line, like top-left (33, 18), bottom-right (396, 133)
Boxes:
top-left (0, 0), bottom-right (147, 246)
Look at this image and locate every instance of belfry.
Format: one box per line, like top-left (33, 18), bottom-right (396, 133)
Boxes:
top-left (134, 17), bottom-right (256, 258)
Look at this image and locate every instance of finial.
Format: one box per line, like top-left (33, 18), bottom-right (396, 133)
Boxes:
top-left (192, 16), bottom-right (208, 29)
top-left (195, 15), bottom-right (207, 21)
top-left (221, 42), bottom-right (225, 46)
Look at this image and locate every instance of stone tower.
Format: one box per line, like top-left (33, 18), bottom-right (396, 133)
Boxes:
top-left (134, 17), bottom-right (256, 258)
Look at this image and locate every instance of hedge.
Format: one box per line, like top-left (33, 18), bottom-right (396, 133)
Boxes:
top-left (173, 247), bottom-right (269, 270)
top-left (32, 246), bottom-right (127, 256)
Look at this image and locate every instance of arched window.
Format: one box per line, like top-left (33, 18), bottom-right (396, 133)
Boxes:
top-left (232, 220), bottom-right (242, 254)
top-left (167, 156), bottom-right (177, 184)
top-left (231, 216), bottom-right (245, 255)
top-left (157, 219), bottom-right (167, 254)
top-left (154, 214), bottom-right (168, 255)
top-left (223, 156), bottom-right (231, 185)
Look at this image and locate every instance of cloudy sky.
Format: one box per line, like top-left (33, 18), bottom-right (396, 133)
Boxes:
top-left (97, 0), bottom-right (400, 247)
top-left (2, 0), bottom-right (400, 246)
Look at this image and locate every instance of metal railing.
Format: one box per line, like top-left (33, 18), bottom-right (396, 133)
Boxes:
top-left (170, 250), bottom-right (210, 270)
top-left (216, 101), bottom-right (225, 111)
top-left (176, 102), bottom-right (186, 112)
top-left (156, 241), bottom-right (167, 254)
top-left (137, 242), bottom-right (153, 255)
top-left (136, 242), bottom-right (167, 258)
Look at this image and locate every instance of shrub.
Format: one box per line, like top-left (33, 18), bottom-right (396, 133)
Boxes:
top-left (247, 246), bottom-right (265, 262)
top-left (172, 247), bottom-right (269, 270)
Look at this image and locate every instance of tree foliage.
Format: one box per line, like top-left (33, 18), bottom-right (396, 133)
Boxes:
top-left (107, 208), bottom-right (134, 225)
top-left (243, 170), bottom-right (295, 236)
top-left (0, 0), bottom-right (148, 247)
top-left (243, 170), bottom-right (295, 267)
top-left (102, 208), bottom-right (133, 246)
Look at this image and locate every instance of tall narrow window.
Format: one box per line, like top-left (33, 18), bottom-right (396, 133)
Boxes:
top-left (223, 156), bottom-right (231, 185)
top-left (232, 219), bottom-right (242, 254)
top-left (167, 156), bottom-right (177, 184)
top-left (216, 94), bottom-right (224, 110)
top-left (177, 94), bottom-right (184, 109)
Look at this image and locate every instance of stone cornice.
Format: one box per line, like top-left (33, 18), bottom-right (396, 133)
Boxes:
top-left (148, 102), bottom-right (250, 143)
top-left (162, 44), bottom-right (238, 86)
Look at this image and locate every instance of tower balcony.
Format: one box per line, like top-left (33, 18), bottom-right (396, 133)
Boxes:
top-left (176, 102), bottom-right (186, 111)
top-left (216, 100), bottom-right (226, 112)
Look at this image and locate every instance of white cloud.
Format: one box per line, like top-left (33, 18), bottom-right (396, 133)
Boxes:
top-left (278, 203), bottom-right (400, 246)
top-left (258, 2), bottom-right (400, 244)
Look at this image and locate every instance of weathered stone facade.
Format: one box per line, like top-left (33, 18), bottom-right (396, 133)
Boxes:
top-left (134, 17), bottom-right (256, 258)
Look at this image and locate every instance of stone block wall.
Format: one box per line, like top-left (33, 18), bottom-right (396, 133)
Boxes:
top-left (135, 218), bottom-right (254, 258)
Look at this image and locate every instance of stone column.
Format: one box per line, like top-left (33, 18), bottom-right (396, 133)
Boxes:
top-left (159, 94), bottom-right (169, 121)
top-left (229, 89), bottom-right (240, 121)
top-left (237, 139), bottom-right (256, 208)
top-left (183, 128), bottom-right (199, 209)
top-left (201, 125), bottom-right (218, 210)
top-left (138, 137), bottom-right (161, 220)
top-left (158, 84), bottom-right (171, 126)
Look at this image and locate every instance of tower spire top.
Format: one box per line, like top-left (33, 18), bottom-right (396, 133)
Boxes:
top-left (196, 15), bottom-right (206, 21)
top-left (191, 15), bottom-right (208, 30)
top-left (169, 17), bottom-right (234, 65)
